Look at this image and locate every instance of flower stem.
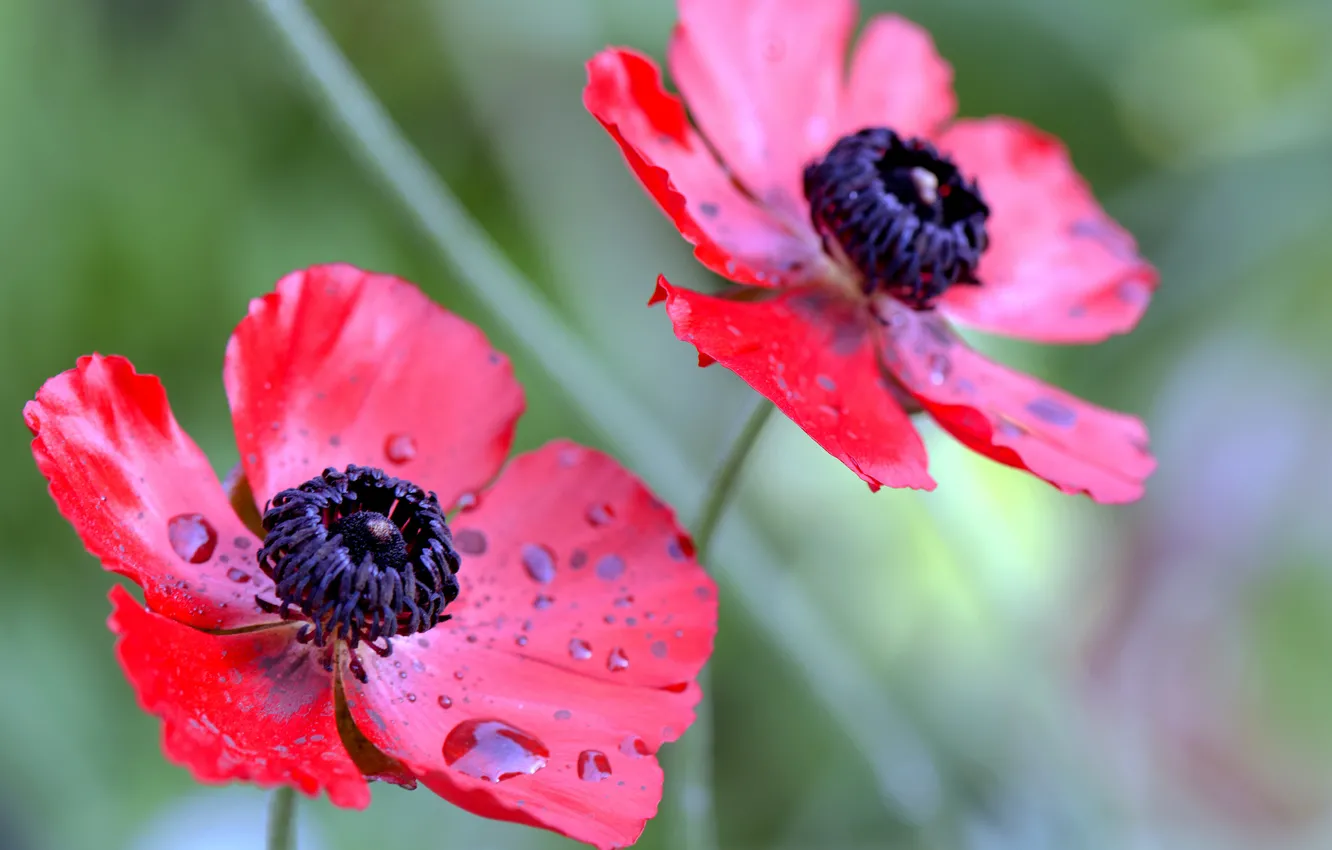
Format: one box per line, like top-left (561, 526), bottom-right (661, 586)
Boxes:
top-left (250, 0), bottom-right (944, 825)
top-left (266, 787), bottom-right (297, 850)
top-left (671, 398), bottom-right (774, 850)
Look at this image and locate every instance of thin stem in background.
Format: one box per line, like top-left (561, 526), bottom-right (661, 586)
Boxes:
top-left (249, 0), bottom-right (944, 824)
top-left (266, 787), bottom-right (296, 850)
top-left (671, 399), bottom-right (774, 850)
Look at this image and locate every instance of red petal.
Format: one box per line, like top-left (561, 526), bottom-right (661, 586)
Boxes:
top-left (446, 441), bottom-right (716, 690)
top-left (836, 14), bottom-right (956, 140)
top-left (346, 639), bottom-right (697, 850)
top-left (875, 298), bottom-right (1155, 503)
top-left (344, 441), bottom-right (712, 848)
top-left (668, 0), bottom-right (857, 220)
top-left (107, 586), bottom-right (369, 807)
top-left (654, 277), bottom-right (934, 491)
top-left (937, 118), bottom-right (1158, 343)
top-left (25, 354), bottom-right (276, 630)
top-left (584, 48), bottom-right (820, 288)
top-left (225, 264), bottom-right (524, 509)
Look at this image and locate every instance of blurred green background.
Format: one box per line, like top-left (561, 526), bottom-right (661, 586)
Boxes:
top-left (3, 0), bottom-right (1332, 848)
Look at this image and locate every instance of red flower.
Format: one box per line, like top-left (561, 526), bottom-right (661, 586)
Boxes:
top-left (584, 0), bottom-right (1157, 503)
top-left (25, 264), bottom-right (716, 849)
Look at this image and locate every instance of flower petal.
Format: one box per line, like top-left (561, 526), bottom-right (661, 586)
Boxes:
top-left (875, 298), bottom-right (1155, 503)
top-left (341, 440), bottom-right (714, 847)
top-left (652, 277), bottom-right (934, 491)
top-left (346, 636), bottom-right (697, 850)
top-left (836, 14), bottom-right (956, 140)
top-left (937, 118), bottom-right (1158, 343)
top-left (25, 354), bottom-right (275, 629)
top-left (107, 586), bottom-right (370, 807)
top-left (225, 264), bottom-right (524, 509)
top-left (445, 440), bottom-right (716, 690)
top-left (668, 0), bottom-right (856, 220)
top-left (584, 48), bottom-right (820, 288)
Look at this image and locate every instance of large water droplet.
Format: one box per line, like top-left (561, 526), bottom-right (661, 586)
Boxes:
top-left (585, 503), bottom-right (615, 527)
top-left (384, 433), bottom-right (417, 464)
top-left (620, 735), bottom-right (652, 759)
top-left (577, 750), bottom-right (613, 782)
top-left (667, 534), bottom-right (695, 562)
top-left (438, 695), bottom-right (453, 709)
top-left (533, 594), bottom-right (554, 610)
top-left (442, 719), bottom-right (549, 783)
top-left (521, 544), bottom-right (556, 584)
top-left (595, 554), bottom-right (626, 581)
top-left (568, 638), bottom-right (593, 661)
top-left (167, 514), bottom-right (217, 563)
top-left (226, 567), bottom-right (252, 583)
top-left (607, 647), bottom-right (629, 672)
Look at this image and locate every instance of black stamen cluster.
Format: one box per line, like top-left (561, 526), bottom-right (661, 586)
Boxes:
top-left (257, 465), bottom-right (460, 652)
top-left (803, 128), bottom-right (990, 309)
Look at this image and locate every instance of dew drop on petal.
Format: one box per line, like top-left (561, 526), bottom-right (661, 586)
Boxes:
top-left (533, 594), bottom-right (554, 610)
top-left (667, 534), bottom-right (695, 562)
top-left (521, 544), bottom-right (556, 584)
top-left (438, 695), bottom-right (453, 709)
top-left (1025, 397), bottom-right (1078, 429)
top-left (554, 709), bottom-right (572, 721)
top-left (595, 554), bottom-right (626, 582)
top-left (577, 750), bottom-right (613, 782)
top-left (568, 638), bottom-right (593, 661)
top-left (384, 433), bottom-right (417, 464)
top-left (167, 514), bottom-right (217, 564)
top-left (816, 374), bottom-right (837, 392)
top-left (406, 693), bottom-right (417, 703)
top-left (620, 735), bottom-right (652, 759)
top-left (514, 635), bottom-right (528, 647)
top-left (455, 529), bottom-right (487, 555)
top-left (443, 719), bottom-right (549, 783)
top-left (927, 353), bottom-right (951, 386)
top-left (570, 549), bottom-right (588, 570)
top-left (226, 568), bottom-right (252, 583)
top-left (650, 640), bottom-right (668, 659)
top-left (607, 647), bottom-right (629, 672)
top-left (585, 503), bottom-right (615, 527)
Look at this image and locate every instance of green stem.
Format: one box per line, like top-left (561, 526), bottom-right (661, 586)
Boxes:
top-left (266, 787), bottom-right (297, 850)
top-left (672, 400), bottom-right (774, 850)
top-left (250, 0), bottom-right (944, 825)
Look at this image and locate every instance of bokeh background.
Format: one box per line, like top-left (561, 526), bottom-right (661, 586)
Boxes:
top-left (3, 0), bottom-right (1332, 848)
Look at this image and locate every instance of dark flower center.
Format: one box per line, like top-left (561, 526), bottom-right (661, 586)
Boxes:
top-left (256, 465), bottom-right (460, 659)
top-left (803, 128), bottom-right (990, 309)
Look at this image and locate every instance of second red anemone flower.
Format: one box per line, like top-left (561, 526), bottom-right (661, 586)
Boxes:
top-left (25, 264), bottom-right (716, 849)
top-left (585, 0), bottom-right (1157, 503)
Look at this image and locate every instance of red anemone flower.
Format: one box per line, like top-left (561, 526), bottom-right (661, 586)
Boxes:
top-left (25, 264), bottom-right (716, 849)
top-left (584, 0), bottom-right (1157, 503)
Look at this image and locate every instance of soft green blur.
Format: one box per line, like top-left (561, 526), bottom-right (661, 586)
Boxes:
top-left (2, 0), bottom-right (1331, 848)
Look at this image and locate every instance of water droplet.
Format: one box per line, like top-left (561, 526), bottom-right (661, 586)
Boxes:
top-left (569, 549), bottom-right (588, 569)
top-left (816, 374), bottom-right (837, 392)
top-left (454, 669), bottom-right (466, 680)
top-left (455, 529), bottom-right (487, 555)
top-left (607, 647), bottom-right (629, 672)
top-left (167, 514), bottom-right (217, 563)
top-left (1117, 279), bottom-right (1152, 305)
top-left (568, 638), bottom-right (593, 661)
top-left (234, 537), bottom-right (251, 549)
top-left (585, 503), bottom-right (615, 527)
top-left (442, 719), bottom-right (549, 783)
top-left (577, 750), bottom-right (613, 782)
top-left (667, 534), bottom-right (695, 562)
top-left (554, 709), bottom-right (572, 721)
top-left (438, 695), bottom-right (453, 709)
top-left (384, 432), bottom-right (417, 464)
top-left (456, 491), bottom-right (480, 511)
top-left (514, 635), bottom-right (528, 647)
top-left (595, 554), bottom-right (626, 581)
top-left (533, 594), bottom-right (554, 610)
top-left (650, 641), bottom-right (668, 659)
top-left (927, 353), bottom-right (950, 386)
top-left (620, 736), bottom-right (652, 759)
top-left (1025, 397), bottom-right (1078, 429)
top-left (226, 568), bottom-right (252, 583)
top-left (613, 595), bottom-right (634, 608)
top-left (406, 693), bottom-right (417, 703)
top-left (694, 586), bottom-right (712, 600)
top-left (521, 544), bottom-right (556, 584)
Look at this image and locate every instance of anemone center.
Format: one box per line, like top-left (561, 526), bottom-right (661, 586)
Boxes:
top-left (256, 465), bottom-right (461, 658)
top-left (803, 128), bottom-right (990, 310)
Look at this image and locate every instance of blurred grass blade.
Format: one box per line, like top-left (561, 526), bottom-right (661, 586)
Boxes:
top-left (249, 0), bottom-right (944, 823)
